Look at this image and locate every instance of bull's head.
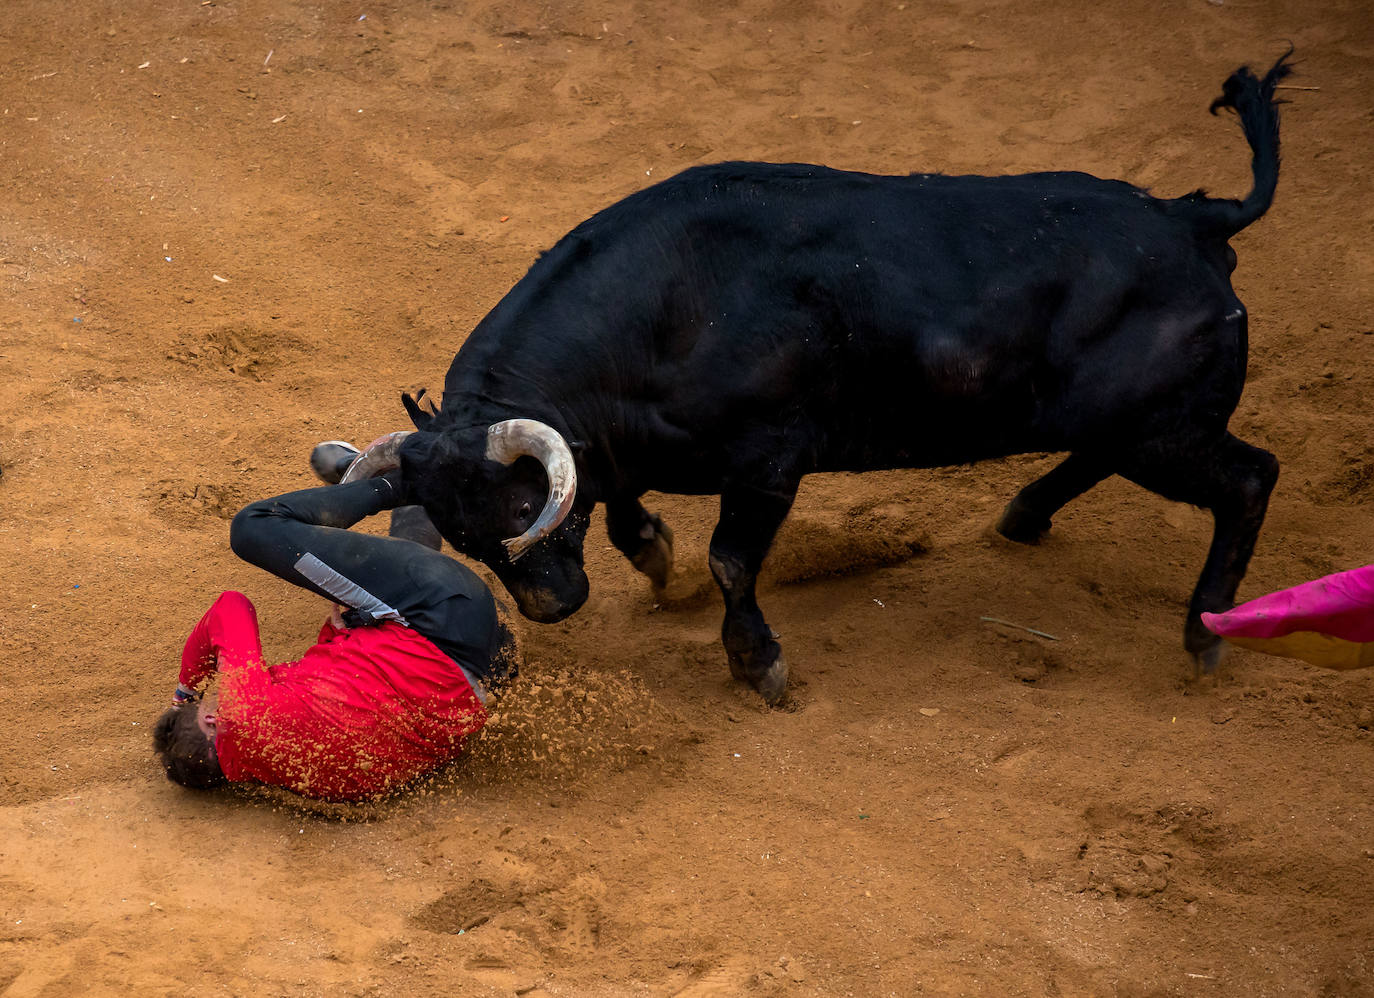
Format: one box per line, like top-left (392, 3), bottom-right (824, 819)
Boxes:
top-left (347, 396), bottom-right (590, 623)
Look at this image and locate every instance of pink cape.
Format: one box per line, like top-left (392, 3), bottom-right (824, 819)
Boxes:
top-left (1201, 564), bottom-right (1374, 670)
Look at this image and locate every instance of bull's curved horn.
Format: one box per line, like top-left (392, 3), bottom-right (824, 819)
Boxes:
top-left (339, 431), bottom-right (413, 484)
top-left (486, 418), bottom-right (577, 561)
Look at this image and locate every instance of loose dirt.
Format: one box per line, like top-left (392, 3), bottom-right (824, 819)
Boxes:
top-left (3, 1), bottom-right (1373, 995)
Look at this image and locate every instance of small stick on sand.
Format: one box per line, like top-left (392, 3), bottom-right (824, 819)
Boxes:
top-left (980, 616), bottom-right (1059, 641)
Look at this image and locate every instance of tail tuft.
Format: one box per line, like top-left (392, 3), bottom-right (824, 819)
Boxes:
top-left (1208, 44), bottom-right (1294, 118)
top-left (1192, 47), bottom-right (1295, 236)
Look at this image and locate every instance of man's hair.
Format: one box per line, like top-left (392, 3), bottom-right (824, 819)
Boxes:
top-left (152, 705), bottom-right (227, 790)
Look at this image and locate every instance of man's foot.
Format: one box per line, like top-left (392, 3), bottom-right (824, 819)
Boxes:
top-left (310, 440), bottom-right (361, 484)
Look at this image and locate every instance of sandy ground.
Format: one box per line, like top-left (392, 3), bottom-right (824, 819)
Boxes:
top-left (3, 0), bottom-right (1374, 994)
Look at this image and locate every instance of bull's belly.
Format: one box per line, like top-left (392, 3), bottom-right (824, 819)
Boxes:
top-left (631, 440), bottom-right (1048, 500)
top-left (813, 435), bottom-right (1049, 475)
top-left (625, 409), bottom-right (1058, 497)
top-left (808, 399), bottom-right (1058, 473)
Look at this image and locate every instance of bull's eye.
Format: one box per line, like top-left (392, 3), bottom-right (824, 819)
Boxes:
top-left (517, 500), bottom-right (533, 521)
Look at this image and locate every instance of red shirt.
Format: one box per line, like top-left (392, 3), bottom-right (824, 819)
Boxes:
top-left (179, 591), bottom-right (487, 801)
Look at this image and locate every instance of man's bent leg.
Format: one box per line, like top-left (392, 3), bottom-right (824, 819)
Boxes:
top-left (229, 479), bottom-right (486, 636)
top-left (229, 478), bottom-right (408, 606)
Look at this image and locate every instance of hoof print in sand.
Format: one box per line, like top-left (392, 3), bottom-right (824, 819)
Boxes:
top-left (166, 324), bottom-right (297, 381)
top-left (986, 628), bottom-right (1066, 685)
top-left (145, 478), bottom-right (247, 526)
top-left (411, 866), bottom-right (605, 961)
top-left (1067, 803), bottom-right (1217, 900)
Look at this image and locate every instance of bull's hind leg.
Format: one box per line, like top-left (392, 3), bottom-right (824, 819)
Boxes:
top-left (997, 453), bottom-right (1112, 544)
top-left (606, 495), bottom-right (675, 589)
top-left (709, 484), bottom-right (796, 704)
top-left (1118, 433), bottom-right (1278, 673)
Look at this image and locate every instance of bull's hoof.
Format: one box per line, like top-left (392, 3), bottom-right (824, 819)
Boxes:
top-left (996, 497), bottom-right (1051, 545)
top-left (1186, 616), bottom-right (1227, 676)
top-left (726, 646), bottom-right (789, 704)
top-left (751, 654), bottom-right (789, 705)
top-left (631, 515), bottom-right (675, 590)
top-left (1190, 644), bottom-right (1227, 678)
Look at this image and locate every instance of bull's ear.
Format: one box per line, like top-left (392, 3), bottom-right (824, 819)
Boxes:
top-left (402, 389), bottom-right (439, 430)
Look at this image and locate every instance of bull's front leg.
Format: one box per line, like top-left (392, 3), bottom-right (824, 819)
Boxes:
top-left (606, 495), bottom-right (675, 590)
top-left (708, 484), bottom-right (796, 704)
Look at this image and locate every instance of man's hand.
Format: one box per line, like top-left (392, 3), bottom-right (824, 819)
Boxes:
top-left (171, 683), bottom-right (201, 709)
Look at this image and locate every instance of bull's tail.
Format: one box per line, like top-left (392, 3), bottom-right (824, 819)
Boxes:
top-left (1187, 48), bottom-right (1294, 237)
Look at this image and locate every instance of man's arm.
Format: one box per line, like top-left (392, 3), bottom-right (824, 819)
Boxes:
top-left (175, 590), bottom-right (264, 700)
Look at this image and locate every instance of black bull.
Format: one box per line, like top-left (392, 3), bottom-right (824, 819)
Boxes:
top-left (383, 54), bottom-right (1291, 703)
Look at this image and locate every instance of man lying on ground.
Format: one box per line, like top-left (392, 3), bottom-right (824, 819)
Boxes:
top-left (152, 439), bottom-right (518, 801)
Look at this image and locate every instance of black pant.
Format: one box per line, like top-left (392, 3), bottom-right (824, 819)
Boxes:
top-left (228, 480), bottom-right (513, 686)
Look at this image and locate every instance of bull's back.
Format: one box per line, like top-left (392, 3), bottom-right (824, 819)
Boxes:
top-left (456, 162), bottom-right (1240, 483)
top-left (625, 165), bottom-right (1235, 468)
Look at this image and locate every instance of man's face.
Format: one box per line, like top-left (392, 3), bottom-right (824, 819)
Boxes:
top-left (195, 694), bottom-right (218, 742)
